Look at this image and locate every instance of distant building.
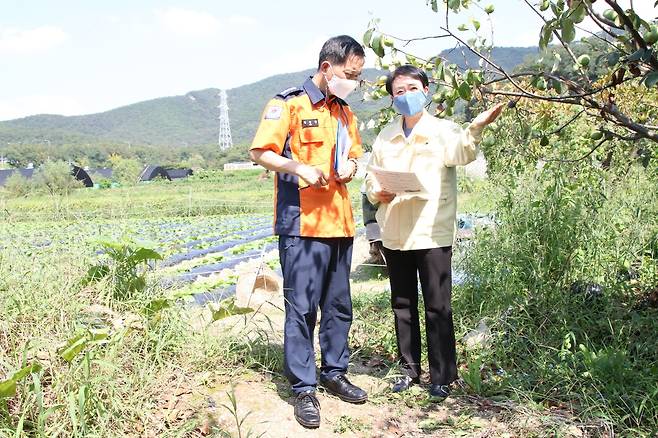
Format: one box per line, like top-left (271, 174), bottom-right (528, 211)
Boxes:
top-left (138, 165), bottom-right (194, 181)
top-left (0, 166), bottom-right (94, 187)
top-left (223, 162), bottom-right (263, 171)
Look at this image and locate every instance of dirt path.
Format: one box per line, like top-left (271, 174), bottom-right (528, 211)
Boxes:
top-left (189, 236), bottom-right (587, 438)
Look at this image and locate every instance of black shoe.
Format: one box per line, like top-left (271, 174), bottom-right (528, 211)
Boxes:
top-left (320, 374), bottom-right (368, 403)
top-left (294, 391), bottom-right (320, 428)
top-left (429, 384), bottom-right (450, 400)
top-left (391, 375), bottom-right (419, 393)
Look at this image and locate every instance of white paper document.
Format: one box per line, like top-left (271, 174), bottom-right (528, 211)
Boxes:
top-left (367, 165), bottom-right (429, 195)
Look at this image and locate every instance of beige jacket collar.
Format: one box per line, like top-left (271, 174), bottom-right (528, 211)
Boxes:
top-left (388, 110), bottom-right (435, 143)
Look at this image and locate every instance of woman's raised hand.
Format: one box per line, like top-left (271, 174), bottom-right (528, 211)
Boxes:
top-left (471, 102), bottom-right (505, 129)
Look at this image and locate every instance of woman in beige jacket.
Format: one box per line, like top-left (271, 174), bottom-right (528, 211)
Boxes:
top-left (365, 65), bottom-right (503, 399)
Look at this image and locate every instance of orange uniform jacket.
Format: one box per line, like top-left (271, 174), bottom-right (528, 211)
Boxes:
top-left (251, 77), bottom-right (363, 238)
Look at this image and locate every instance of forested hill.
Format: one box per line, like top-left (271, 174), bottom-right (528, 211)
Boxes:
top-left (0, 47), bottom-right (537, 147)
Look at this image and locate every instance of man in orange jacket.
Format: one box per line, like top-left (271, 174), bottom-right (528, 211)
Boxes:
top-left (249, 35), bottom-right (367, 429)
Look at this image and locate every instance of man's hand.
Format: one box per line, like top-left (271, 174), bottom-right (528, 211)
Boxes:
top-left (374, 189), bottom-right (396, 204)
top-left (297, 164), bottom-right (328, 188)
top-left (471, 102), bottom-right (505, 130)
top-left (335, 160), bottom-right (356, 184)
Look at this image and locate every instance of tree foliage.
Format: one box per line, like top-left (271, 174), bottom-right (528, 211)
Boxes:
top-left (363, 0), bottom-right (658, 150)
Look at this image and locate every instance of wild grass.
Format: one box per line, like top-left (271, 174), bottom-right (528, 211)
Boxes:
top-left (1, 167), bottom-right (654, 436)
top-left (0, 170), bottom-right (273, 222)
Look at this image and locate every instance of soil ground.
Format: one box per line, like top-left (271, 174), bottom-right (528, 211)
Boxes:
top-left (179, 236), bottom-right (593, 438)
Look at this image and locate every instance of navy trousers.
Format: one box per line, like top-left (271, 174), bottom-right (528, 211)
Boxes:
top-left (278, 235), bottom-right (354, 394)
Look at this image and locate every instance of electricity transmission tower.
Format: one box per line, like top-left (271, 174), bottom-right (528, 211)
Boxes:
top-left (218, 90), bottom-right (233, 151)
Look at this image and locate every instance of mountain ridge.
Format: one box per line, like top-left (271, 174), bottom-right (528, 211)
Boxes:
top-left (0, 46), bottom-right (538, 147)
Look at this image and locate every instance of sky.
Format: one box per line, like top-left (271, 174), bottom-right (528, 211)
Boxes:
top-left (1, 0), bottom-right (655, 121)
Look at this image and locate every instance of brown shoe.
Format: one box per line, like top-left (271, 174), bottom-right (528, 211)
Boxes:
top-left (364, 241), bottom-right (386, 266)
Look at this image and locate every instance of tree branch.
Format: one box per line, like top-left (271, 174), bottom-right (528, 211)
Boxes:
top-left (600, 128), bottom-right (642, 141)
top-left (547, 109), bottom-right (587, 136)
top-left (382, 32), bottom-right (452, 46)
top-left (604, 0), bottom-right (658, 70)
top-left (583, 1), bottom-right (624, 32)
top-left (541, 137), bottom-right (609, 163)
top-left (523, 0), bottom-right (591, 85)
top-left (481, 73), bottom-right (635, 101)
top-left (583, 95), bottom-right (658, 142)
top-left (575, 24), bottom-right (629, 55)
top-left (480, 88), bottom-right (582, 104)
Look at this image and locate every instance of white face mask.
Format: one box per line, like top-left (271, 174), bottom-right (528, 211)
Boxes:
top-left (324, 64), bottom-right (358, 100)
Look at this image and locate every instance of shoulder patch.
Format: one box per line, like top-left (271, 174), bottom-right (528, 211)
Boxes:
top-left (275, 87), bottom-right (304, 101)
top-left (264, 105), bottom-right (283, 120)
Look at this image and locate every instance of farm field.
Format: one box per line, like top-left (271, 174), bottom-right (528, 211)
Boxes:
top-left (1, 169), bottom-right (655, 437)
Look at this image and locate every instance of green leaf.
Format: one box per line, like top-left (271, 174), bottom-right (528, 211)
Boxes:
top-left (447, 0), bottom-right (460, 12)
top-left (88, 329), bottom-right (110, 343)
top-left (533, 76), bottom-right (547, 90)
top-left (458, 82), bottom-right (472, 100)
top-left (0, 362), bottom-right (43, 398)
top-left (82, 265), bottom-right (110, 285)
top-left (210, 297), bottom-right (254, 321)
top-left (539, 24), bottom-right (554, 51)
top-left (627, 48), bottom-right (650, 62)
top-left (551, 0), bottom-right (565, 16)
top-left (561, 19), bottom-right (576, 43)
top-left (143, 298), bottom-right (171, 316)
top-left (98, 240), bottom-right (126, 252)
top-left (436, 63), bottom-right (445, 81)
top-left (127, 276), bottom-right (146, 293)
top-left (458, 24), bottom-right (468, 32)
top-left (484, 4), bottom-right (495, 14)
top-left (12, 363), bottom-right (42, 382)
top-left (569, 0), bottom-right (586, 23)
top-left (58, 334), bottom-right (88, 363)
top-left (465, 69), bottom-right (482, 86)
top-left (645, 71), bottom-right (658, 88)
top-left (371, 34), bottom-right (385, 58)
top-left (551, 79), bottom-right (565, 94)
top-left (607, 52), bottom-right (621, 67)
top-left (363, 28), bottom-right (374, 47)
top-left (0, 380), bottom-right (16, 398)
top-left (471, 19), bottom-right (481, 31)
top-left (129, 247), bottom-right (162, 263)
top-left (428, 0), bottom-right (438, 13)
top-left (58, 330), bottom-right (109, 363)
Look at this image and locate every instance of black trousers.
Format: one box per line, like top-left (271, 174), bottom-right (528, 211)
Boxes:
top-left (382, 246), bottom-right (457, 385)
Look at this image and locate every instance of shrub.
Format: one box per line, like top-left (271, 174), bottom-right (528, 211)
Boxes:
top-left (2, 173), bottom-right (33, 198)
top-left (458, 163), bottom-right (658, 434)
top-left (111, 157), bottom-right (143, 185)
top-left (31, 161), bottom-right (83, 196)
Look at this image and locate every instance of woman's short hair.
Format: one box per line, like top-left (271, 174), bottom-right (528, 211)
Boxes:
top-left (385, 65), bottom-right (429, 96)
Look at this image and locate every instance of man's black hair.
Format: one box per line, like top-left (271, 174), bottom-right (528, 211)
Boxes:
top-left (385, 65), bottom-right (429, 95)
top-left (318, 35), bottom-right (365, 69)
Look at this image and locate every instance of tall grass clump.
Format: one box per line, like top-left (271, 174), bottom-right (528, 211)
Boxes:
top-left (456, 163), bottom-right (658, 436)
top-left (0, 230), bottom-right (269, 436)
